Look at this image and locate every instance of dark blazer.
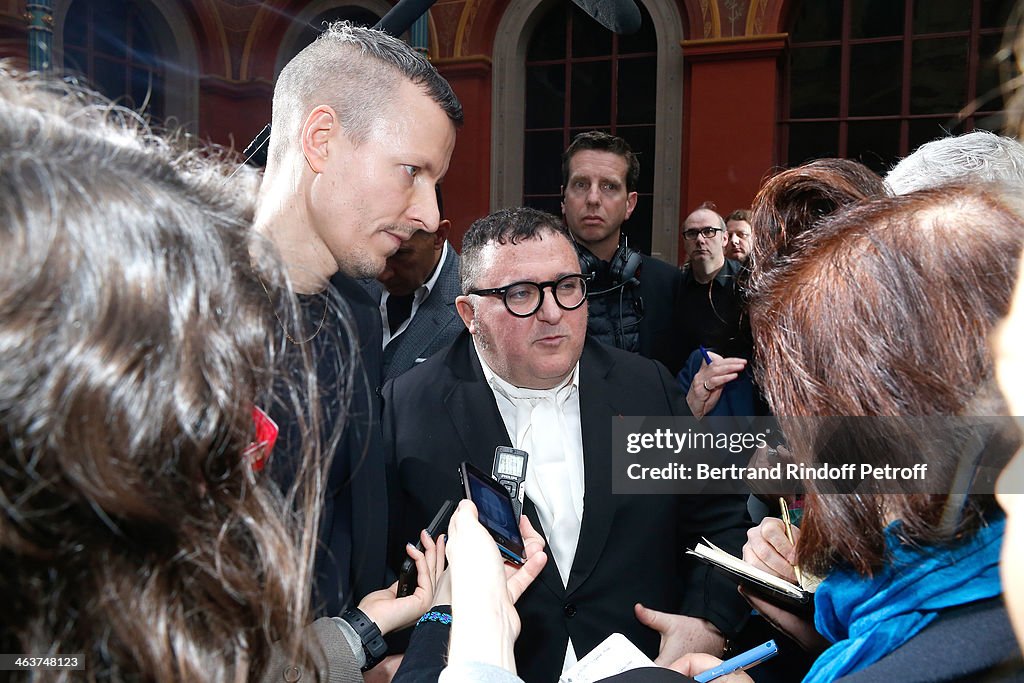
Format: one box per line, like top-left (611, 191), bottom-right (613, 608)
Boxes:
top-left (635, 254), bottom-right (687, 375)
top-left (836, 596), bottom-right (1024, 682)
top-left (317, 273), bottom-right (388, 614)
top-left (362, 245), bottom-right (464, 383)
top-left (383, 331), bottom-right (750, 683)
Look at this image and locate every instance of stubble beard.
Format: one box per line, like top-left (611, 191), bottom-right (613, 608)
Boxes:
top-left (339, 250), bottom-right (383, 279)
top-left (338, 223), bottom-right (417, 279)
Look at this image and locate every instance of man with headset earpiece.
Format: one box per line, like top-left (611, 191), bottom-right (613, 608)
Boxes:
top-left (560, 132), bottom-right (688, 375)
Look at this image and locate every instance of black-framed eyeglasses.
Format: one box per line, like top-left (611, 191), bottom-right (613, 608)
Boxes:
top-left (682, 226), bottom-right (723, 241)
top-left (469, 273), bottom-right (591, 318)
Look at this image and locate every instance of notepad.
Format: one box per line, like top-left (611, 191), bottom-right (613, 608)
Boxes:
top-left (687, 537), bottom-right (814, 607)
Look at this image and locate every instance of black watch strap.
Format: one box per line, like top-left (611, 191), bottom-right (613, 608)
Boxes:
top-left (340, 607), bottom-right (388, 672)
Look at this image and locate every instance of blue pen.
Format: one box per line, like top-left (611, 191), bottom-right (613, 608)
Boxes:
top-left (693, 640), bottom-right (778, 683)
top-left (699, 344), bottom-right (714, 366)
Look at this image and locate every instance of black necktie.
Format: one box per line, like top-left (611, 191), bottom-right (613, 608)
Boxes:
top-left (386, 293), bottom-right (415, 334)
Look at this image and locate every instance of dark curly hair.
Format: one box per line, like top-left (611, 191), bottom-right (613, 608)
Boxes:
top-left (0, 65), bottom-right (347, 681)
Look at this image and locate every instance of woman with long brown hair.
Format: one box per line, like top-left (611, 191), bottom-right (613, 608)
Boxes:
top-left (0, 65), bottom-right (446, 682)
top-left (737, 184), bottom-right (1024, 681)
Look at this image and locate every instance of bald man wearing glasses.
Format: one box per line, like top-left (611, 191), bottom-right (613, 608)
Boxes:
top-left (382, 207), bottom-right (750, 683)
top-left (676, 203), bottom-right (749, 363)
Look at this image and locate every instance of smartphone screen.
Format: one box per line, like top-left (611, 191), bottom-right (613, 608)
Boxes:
top-left (460, 462), bottom-right (526, 565)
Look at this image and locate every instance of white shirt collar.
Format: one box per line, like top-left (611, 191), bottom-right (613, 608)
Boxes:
top-left (380, 242), bottom-right (450, 346)
top-left (418, 240), bottom-right (449, 300)
top-left (475, 340), bottom-right (580, 401)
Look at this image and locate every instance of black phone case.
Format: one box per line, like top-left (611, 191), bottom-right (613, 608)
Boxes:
top-left (397, 499), bottom-right (456, 597)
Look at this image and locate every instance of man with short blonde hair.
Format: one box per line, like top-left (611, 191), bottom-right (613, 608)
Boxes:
top-left (256, 21), bottom-right (463, 286)
top-left (255, 22), bottom-right (463, 622)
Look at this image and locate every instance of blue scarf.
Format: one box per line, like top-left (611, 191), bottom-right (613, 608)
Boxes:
top-left (803, 515), bottom-right (1005, 683)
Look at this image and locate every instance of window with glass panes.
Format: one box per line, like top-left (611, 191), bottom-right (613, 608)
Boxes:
top-left (63, 0), bottom-right (166, 120)
top-left (782, 0), bottom-right (1015, 174)
top-left (523, 1), bottom-right (657, 254)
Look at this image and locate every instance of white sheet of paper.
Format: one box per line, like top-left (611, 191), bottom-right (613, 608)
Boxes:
top-left (558, 633), bottom-right (655, 683)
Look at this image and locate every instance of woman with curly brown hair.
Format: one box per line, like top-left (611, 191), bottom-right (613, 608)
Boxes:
top-left (0, 66), bottom-right (445, 682)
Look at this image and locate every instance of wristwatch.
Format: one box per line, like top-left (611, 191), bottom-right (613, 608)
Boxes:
top-left (339, 607), bottom-right (388, 671)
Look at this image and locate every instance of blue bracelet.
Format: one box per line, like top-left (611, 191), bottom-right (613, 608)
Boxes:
top-left (417, 610), bottom-right (452, 626)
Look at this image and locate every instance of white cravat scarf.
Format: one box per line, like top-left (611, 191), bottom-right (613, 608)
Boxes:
top-left (490, 376), bottom-right (584, 586)
top-left (477, 350), bottom-right (586, 672)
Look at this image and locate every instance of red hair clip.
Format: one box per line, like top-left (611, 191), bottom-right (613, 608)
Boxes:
top-left (244, 405), bottom-right (279, 471)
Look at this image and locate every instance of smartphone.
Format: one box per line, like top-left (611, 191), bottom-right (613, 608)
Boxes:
top-left (459, 461), bottom-right (526, 566)
top-left (397, 499), bottom-right (456, 597)
top-left (492, 446), bottom-right (529, 518)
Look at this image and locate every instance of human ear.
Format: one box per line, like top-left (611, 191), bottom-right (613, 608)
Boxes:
top-left (455, 296), bottom-right (476, 332)
top-left (300, 106), bottom-right (338, 173)
top-left (624, 191), bottom-right (638, 219)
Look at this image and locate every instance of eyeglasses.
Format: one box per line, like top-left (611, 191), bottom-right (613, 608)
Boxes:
top-left (682, 226), bottom-right (723, 241)
top-left (469, 273), bottom-right (591, 318)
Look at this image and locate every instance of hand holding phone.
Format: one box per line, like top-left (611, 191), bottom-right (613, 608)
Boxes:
top-left (459, 461), bottom-right (526, 565)
top-left (397, 500), bottom-right (456, 597)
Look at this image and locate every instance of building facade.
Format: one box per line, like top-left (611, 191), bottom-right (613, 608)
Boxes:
top-left (0, 0), bottom-right (1013, 263)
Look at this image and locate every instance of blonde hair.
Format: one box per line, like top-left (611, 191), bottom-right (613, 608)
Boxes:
top-left (266, 21), bottom-right (462, 168)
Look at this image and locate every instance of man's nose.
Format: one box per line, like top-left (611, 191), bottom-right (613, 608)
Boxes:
top-left (535, 287), bottom-right (564, 323)
top-left (586, 185), bottom-right (601, 204)
top-left (409, 183), bottom-right (440, 233)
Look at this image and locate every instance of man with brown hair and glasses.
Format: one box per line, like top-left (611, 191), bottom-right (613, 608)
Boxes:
top-left (383, 207), bottom-right (750, 683)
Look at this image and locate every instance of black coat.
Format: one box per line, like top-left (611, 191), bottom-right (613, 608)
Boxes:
top-left (359, 245), bottom-right (463, 382)
top-left (634, 254), bottom-right (687, 375)
top-left (283, 273), bottom-right (388, 616)
top-left (584, 252), bottom-right (687, 376)
top-left (836, 596), bottom-right (1024, 682)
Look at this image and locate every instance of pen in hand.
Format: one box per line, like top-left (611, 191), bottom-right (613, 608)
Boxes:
top-left (699, 344), bottom-right (713, 366)
top-left (779, 497), bottom-right (802, 588)
top-left (694, 640), bottom-right (778, 683)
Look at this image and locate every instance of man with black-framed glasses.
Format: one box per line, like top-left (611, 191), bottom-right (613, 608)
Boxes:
top-left (468, 272), bottom-right (591, 319)
top-left (383, 207), bottom-right (750, 683)
top-left (676, 202), bottom-right (748, 363)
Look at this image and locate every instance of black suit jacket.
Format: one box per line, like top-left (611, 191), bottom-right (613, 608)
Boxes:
top-left (635, 254), bottom-right (686, 375)
top-left (383, 332), bottom-right (750, 683)
top-left (361, 245), bottom-right (463, 382)
top-left (312, 274), bottom-right (388, 614)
